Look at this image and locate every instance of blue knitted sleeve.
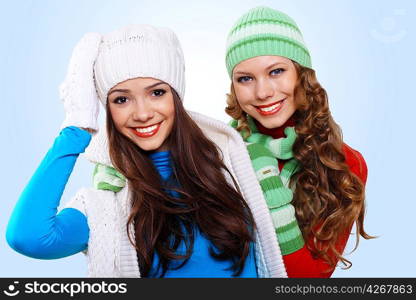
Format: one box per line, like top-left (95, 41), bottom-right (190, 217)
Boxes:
top-left (6, 126), bottom-right (91, 259)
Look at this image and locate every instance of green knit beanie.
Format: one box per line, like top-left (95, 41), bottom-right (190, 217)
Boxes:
top-left (225, 6), bottom-right (312, 78)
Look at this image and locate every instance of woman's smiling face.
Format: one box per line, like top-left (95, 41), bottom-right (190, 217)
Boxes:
top-left (232, 55), bottom-right (298, 129)
top-left (107, 77), bottom-right (175, 152)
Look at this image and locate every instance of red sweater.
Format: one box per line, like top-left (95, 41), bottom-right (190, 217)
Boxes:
top-left (256, 119), bottom-right (368, 278)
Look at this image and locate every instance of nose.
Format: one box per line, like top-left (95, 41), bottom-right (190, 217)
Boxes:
top-left (255, 78), bottom-right (274, 101)
top-left (132, 99), bottom-right (155, 122)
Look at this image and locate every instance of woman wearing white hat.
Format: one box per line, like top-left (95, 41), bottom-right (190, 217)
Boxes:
top-left (6, 24), bottom-right (288, 278)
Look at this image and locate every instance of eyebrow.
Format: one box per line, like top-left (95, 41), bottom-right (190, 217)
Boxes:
top-left (107, 81), bottom-right (166, 96)
top-left (234, 62), bottom-right (289, 76)
top-left (108, 88), bottom-right (130, 96)
top-left (145, 81), bottom-right (166, 90)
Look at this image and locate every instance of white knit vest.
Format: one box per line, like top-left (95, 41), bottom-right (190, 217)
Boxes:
top-left (64, 111), bottom-right (287, 278)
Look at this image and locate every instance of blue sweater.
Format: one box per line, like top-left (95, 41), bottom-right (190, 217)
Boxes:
top-left (6, 126), bottom-right (257, 277)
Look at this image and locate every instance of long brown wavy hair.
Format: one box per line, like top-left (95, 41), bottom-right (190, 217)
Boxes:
top-left (226, 61), bottom-right (373, 271)
top-left (106, 88), bottom-right (255, 277)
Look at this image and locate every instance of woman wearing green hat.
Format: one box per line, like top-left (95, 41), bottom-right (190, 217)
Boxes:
top-left (225, 6), bottom-right (372, 277)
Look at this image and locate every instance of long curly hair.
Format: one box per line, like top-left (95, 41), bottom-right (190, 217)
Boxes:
top-left (106, 89), bottom-right (255, 277)
top-left (225, 61), bottom-right (373, 271)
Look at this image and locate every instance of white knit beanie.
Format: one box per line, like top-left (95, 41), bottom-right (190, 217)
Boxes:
top-left (94, 24), bottom-right (185, 106)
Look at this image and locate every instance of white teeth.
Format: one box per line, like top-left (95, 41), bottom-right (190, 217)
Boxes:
top-left (259, 102), bottom-right (282, 112)
top-left (136, 124), bottom-right (158, 133)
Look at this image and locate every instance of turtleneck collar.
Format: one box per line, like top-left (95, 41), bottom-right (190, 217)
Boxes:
top-left (254, 115), bottom-right (296, 139)
top-left (149, 150), bottom-right (173, 181)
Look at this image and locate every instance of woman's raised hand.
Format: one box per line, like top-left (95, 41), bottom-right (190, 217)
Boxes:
top-left (59, 32), bottom-right (102, 133)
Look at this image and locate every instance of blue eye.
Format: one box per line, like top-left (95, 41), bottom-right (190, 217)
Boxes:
top-left (237, 76), bottom-right (252, 83)
top-left (270, 68), bottom-right (284, 75)
top-left (152, 89), bottom-right (166, 97)
top-left (113, 96), bottom-right (128, 104)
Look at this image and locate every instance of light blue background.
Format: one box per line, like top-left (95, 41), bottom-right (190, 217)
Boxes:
top-left (1, 0), bottom-right (414, 277)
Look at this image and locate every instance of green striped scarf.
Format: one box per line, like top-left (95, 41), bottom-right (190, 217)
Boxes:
top-left (93, 163), bottom-right (126, 192)
top-left (230, 117), bottom-right (304, 255)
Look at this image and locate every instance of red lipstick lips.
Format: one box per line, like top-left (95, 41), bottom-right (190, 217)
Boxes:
top-left (130, 122), bottom-right (162, 138)
top-left (255, 99), bottom-right (285, 116)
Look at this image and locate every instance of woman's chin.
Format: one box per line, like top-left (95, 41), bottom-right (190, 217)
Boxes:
top-left (254, 115), bottom-right (288, 129)
top-left (135, 141), bottom-right (165, 152)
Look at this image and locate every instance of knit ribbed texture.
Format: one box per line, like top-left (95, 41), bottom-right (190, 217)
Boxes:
top-left (64, 188), bottom-right (121, 277)
top-left (59, 33), bottom-right (102, 131)
top-left (94, 24), bottom-right (185, 105)
top-left (225, 6), bottom-right (311, 77)
top-left (231, 116), bottom-right (305, 255)
top-left (83, 111), bottom-right (287, 277)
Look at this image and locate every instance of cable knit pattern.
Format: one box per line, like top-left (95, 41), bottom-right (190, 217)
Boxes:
top-left (59, 33), bottom-right (102, 131)
top-left (65, 188), bottom-right (118, 277)
top-left (66, 111), bottom-right (287, 277)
